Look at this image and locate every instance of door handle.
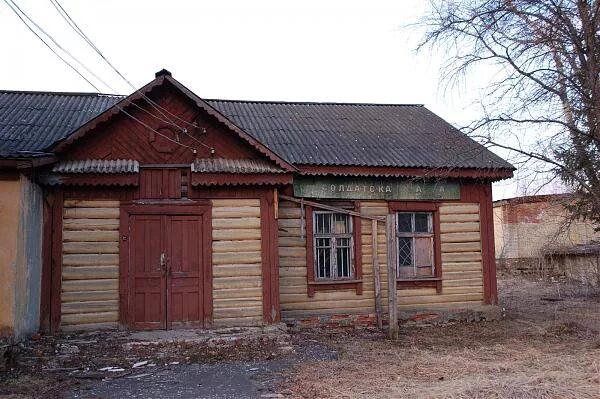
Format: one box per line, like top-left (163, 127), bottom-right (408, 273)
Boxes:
top-left (160, 252), bottom-right (166, 274)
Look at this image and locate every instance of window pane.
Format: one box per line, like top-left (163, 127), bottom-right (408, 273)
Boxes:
top-left (336, 246), bottom-right (351, 278)
top-left (397, 213), bottom-right (413, 233)
top-left (333, 213), bottom-right (350, 234)
top-left (415, 213), bottom-right (431, 233)
top-left (397, 237), bottom-right (412, 266)
top-left (315, 213), bottom-right (331, 234)
top-left (315, 238), bottom-right (331, 278)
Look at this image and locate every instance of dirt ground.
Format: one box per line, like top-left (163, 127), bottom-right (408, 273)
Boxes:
top-left (277, 275), bottom-right (600, 398)
top-left (2, 275), bottom-right (600, 398)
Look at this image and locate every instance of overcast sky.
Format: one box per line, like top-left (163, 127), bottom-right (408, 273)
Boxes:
top-left (0, 0), bottom-right (561, 199)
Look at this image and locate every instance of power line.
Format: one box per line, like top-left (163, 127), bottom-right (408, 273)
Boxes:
top-left (49, 0), bottom-right (214, 152)
top-left (49, 0), bottom-right (202, 131)
top-left (2, 0), bottom-right (197, 152)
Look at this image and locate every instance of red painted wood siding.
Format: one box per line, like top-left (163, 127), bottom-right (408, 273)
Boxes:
top-left (139, 169), bottom-right (181, 199)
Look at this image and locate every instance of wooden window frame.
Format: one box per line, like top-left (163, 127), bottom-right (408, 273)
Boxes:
top-left (306, 202), bottom-right (363, 297)
top-left (389, 202), bottom-right (442, 293)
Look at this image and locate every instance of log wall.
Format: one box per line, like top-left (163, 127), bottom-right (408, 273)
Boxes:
top-left (211, 199), bottom-right (263, 326)
top-left (61, 200), bottom-right (120, 330)
top-left (278, 199), bottom-right (485, 319)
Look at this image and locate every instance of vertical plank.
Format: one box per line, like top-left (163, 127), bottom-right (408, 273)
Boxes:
top-left (386, 214), bottom-right (398, 339)
top-left (39, 194), bottom-right (53, 332)
top-left (50, 190), bottom-right (63, 332)
top-left (372, 219), bottom-right (383, 329)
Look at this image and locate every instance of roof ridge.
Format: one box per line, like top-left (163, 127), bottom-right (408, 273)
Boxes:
top-left (0, 89), bottom-right (124, 97)
top-left (205, 98), bottom-right (424, 107)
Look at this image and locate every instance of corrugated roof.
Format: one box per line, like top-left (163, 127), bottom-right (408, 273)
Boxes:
top-left (0, 89), bottom-right (513, 171)
top-left (206, 100), bottom-right (514, 170)
top-left (191, 158), bottom-right (285, 174)
top-left (52, 159), bottom-right (139, 174)
top-left (0, 90), bottom-right (123, 158)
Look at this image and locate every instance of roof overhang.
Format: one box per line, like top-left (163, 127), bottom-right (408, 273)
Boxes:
top-left (0, 154), bottom-right (56, 170)
top-left (297, 165), bottom-right (514, 181)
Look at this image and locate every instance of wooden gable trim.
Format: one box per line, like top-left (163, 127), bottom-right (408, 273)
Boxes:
top-left (163, 76), bottom-right (296, 173)
top-left (50, 74), bottom-right (297, 173)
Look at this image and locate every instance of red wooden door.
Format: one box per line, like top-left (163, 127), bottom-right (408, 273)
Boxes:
top-left (128, 211), bottom-right (206, 330)
top-left (166, 215), bottom-right (205, 329)
top-left (129, 214), bottom-right (167, 330)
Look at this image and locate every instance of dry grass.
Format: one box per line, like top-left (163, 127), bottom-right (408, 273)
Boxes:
top-left (279, 276), bottom-right (600, 398)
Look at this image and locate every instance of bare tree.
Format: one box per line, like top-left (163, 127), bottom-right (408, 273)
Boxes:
top-left (418, 0), bottom-right (600, 224)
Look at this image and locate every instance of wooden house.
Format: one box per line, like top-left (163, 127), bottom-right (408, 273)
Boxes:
top-left (0, 70), bottom-right (514, 335)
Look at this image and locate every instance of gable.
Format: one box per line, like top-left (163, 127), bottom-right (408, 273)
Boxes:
top-left (55, 80), bottom-right (290, 169)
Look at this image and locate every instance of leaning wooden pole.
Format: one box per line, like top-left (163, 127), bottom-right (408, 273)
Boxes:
top-left (372, 219), bottom-right (383, 329)
top-left (386, 214), bottom-right (398, 339)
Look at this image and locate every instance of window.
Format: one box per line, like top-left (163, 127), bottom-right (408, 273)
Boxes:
top-left (396, 212), bottom-right (435, 279)
top-left (313, 212), bottom-right (354, 280)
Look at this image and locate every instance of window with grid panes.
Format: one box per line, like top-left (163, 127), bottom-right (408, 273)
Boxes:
top-left (313, 211), bottom-right (354, 280)
top-left (396, 212), bottom-right (435, 278)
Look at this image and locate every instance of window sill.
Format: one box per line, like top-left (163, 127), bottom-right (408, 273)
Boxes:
top-left (397, 278), bottom-right (442, 293)
top-left (307, 279), bottom-right (363, 297)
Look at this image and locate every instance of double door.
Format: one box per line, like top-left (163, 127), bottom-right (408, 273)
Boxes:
top-left (126, 206), bottom-right (209, 329)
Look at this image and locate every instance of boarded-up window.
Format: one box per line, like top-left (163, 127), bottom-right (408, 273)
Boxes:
top-left (313, 212), bottom-right (354, 280)
top-left (396, 212), bottom-right (434, 278)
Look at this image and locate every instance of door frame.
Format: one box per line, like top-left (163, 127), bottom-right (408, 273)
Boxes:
top-left (119, 201), bottom-right (212, 329)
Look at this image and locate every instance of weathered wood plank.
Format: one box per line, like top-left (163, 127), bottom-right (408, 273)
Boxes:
top-left (62, 279), bottom-right (118, 292)
top-left (61, 290), bottom-right (118, 302)
top-left (440, 222), bottom-right (480, 233)
top-left (279, 267), bottom-right (307, 277)
top-left (212, 206), bottom-right (260, 218)
top-left (213, 276), bottom-right (262, 290)
top-left (212, 264), bottom-right (262, 278)
top-left (63, 219), bottom-right (119, 231)
top-left (212, 251), bottom-right (261, 265)
top-left (442, 262), bottom-right (483, 272)
top-left (212, 229), bottom-right (261, 241)
top-left (64, 208), bottom-right (120, 219)
top-left (213, 306), bottom-right (262, 318)
top-left (440, 213), bottom-right (480, 223)
top-left (63, 231), bottom-right (119, 242)
top-left (212, 199), bottom-right (260, 207)
top-left (61, 300), bottom-right (118, 314)
top-left (212, 240), bottom-right (261, 253)
top-left (61, 311), bottom-right (118, 325)
top-left (278, 247), bottom-right (306, 258)
top-left (212, 287), bottom-right (262, 299)
top-left (62, 266), bottom-right (118, 280)
top-left (441, 242), bottom-right (481, 253)
top-left (442, 252), bottom-right (482, 263)
top-left (279, 257), bottom-right (306, 268)
top-left (64, 200), bottom-right (120, 208)
top-left (63, 242), bottom-right (119, 254)
top-left (440, 232), bottom-right (481, 243)
top-left (62, 253), bottom-right (119, 266)
top-left (278, 237), bottom-right (306, 247)
top-left (439, 204), bottom-right (479, 214)
top-left (212, 217), bottom-right (261, 230)
top-left (442, 278), bottom-right (484, 288)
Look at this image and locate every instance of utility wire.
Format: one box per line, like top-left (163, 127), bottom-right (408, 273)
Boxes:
top-left (49, 0), bottom-right (202, 131)
top-left (49, 0), bottom-right (214, 152)
top-left (2, 0), bottom-right (196, 151)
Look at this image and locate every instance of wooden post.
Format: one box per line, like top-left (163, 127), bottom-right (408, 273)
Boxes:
top-left (386, 214), bottom-right (398, 339)
top-left (372, 219), bottom-right (383, 329)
